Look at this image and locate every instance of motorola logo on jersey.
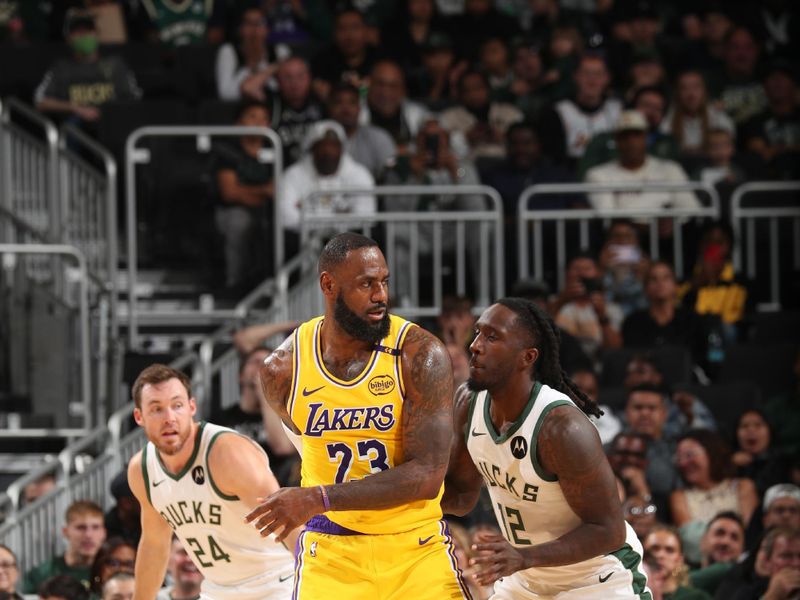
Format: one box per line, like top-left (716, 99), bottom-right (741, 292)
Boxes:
top-left (303, 402), bottom-right (396, 437)
top-left (192, 466), bottom-right (205, 485)
top-left (510, 436), bottom-right (528, 459)
top-left (368, 374), bottom-right (395, 396)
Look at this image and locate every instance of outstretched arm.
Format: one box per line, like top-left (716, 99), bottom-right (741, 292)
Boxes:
top-left (129, 452), bottom-right (173, 600)
top-left (472, 405), bottom-right (626, 584)
top-left (246, 325), bottom-right (455, 540)
top-left (209, 433), bottom-right (299, 552)
top-left (233, 321), bottom-right (297, 355)
top-left (442, 384), bottom-right (483, 516)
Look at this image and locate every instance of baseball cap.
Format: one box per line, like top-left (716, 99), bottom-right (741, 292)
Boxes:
top-left (65, 9), bottom-right (96, 33)
top-left (615, 110), bottom-right (648, 133)
top-left (302, 120), bottom-right (347, 153)
top-left (763, 483), bottom-right (800, 512)
top-left (421, 31), bottom-right (453, 54)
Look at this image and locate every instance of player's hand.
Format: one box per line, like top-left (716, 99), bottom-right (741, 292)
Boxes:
top-left (74, 105), bottom-right (100, 121)
top-left (470, 532), bottom-right (527, 586)
top-left (244, 486), bottom-right (323, 543)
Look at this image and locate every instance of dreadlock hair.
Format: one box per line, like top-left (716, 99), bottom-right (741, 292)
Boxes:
top-left (496, 297), bottom-right (602, 418)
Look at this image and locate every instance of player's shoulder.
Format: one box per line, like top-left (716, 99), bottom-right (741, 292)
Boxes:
top-left (126, 449), bottom-right (147, 497)
top-left (127, 448), bottom-right (143, 471)
top-left (260, 330), bottom-right (295, 378)
top-left (399, 322), bottom-right (446, 356)
top-left (206, 427), bottom-right (271, 480)
top-left (538, 399), bottom-right (598, 455)
top-left (453, 382), bottom-right (476, 423)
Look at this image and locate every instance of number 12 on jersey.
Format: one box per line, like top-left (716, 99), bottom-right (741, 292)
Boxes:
top-left (326, 439), bottom-right (391, 483)
top-left (497, 503), bottom-right (532, 546)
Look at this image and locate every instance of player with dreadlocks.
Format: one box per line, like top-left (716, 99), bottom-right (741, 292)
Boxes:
top-left (442, 298), bottom-right (651, 600)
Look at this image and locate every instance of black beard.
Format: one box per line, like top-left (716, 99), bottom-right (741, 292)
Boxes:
top-left (334, 293), bottom-right (390, 344)
top-left (466, 377), bottom-right (487, 391)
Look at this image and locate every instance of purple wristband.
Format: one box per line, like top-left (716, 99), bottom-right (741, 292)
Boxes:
top-left (319, 485), bottom-right (330, 512)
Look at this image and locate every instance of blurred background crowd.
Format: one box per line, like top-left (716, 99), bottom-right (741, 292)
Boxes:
top-left (0, 0), bottom-right (799, 599)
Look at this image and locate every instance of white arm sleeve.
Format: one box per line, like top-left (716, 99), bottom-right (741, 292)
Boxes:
top-left (215, 44), bottom-right (249, 101)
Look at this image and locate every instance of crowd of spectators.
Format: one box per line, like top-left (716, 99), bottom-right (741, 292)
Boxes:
top-left (0, 1), bottom-right (798, 599)
top-left (1, 0), bottom-right (796, 293)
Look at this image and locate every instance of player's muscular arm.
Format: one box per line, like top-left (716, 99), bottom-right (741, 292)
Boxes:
top-left (246, 326), bottom-right (454, 540)
top-left (442, 384), bottom-right (484, 516)
top-left (128, 452), bottom-right (173, 600)
top-left (210, 434), bottom-right (300, 551)
top-left (472, 406), bottom-right (626, 583)
top-left (522, 406), bottom-right (626, 565)
top-left (259, 334), bottom-right (301, 435)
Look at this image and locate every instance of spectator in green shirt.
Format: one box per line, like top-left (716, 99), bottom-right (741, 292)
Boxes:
top-left (23, 501), bottom-right (106, 593)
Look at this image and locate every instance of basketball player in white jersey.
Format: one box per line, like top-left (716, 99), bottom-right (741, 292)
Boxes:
top-left (127, 364), bottom-right (297, 600)
top-left (443, 298), bottom-right (652, 599)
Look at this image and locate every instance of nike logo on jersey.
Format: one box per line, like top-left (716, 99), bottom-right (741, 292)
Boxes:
top-left (599, 572), bottom-right (613, 583)
top-left (302, 385), bottom-right (325, 396)
top-left (471, 428), bottom-right (486, 437)
top-left (418, 535), bottom-right (434, 545)
top-left (153, 479), bottom-right (166, 487)
top-left (279, 574), bottom-right (293, 583)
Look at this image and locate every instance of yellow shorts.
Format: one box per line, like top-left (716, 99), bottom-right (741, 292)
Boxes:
top-left (292, 516), bottom-right (472, 600)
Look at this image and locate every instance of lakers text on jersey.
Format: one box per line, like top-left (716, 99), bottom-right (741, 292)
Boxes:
top-left (287, 315), bottom-right (471, 600)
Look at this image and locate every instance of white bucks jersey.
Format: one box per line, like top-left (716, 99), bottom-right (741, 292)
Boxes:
top-left (467, 383), bottom-right (649, 595)
top-left (142, 422), bottom-right (293, 588)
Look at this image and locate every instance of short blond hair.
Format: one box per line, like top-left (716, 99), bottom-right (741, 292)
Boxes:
top-left (66, 499), bottom-right (103, 523)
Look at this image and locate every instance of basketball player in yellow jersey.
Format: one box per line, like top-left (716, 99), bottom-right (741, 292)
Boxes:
top-left (244, 232), bottom-right (471, 600)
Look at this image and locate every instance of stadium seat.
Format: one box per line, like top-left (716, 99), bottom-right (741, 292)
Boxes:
top-left (718, 343), bottom-right (798, 399)
top-left (680, 380), bottom-right (761, 439)
top-left (0, 43), bottom-right (65, 101)
top-left (174, 44), bottom-right (220, 102)
top-left (748, 311), bottom-right (800, 344)
top-left (101, 42), bottom-right (176, 98)
top-left (196, 99), bottom-right (239, 125)
top-left (600, 345), bottom-right (693, 388)
top-left (598, 386), bottom-right (627, 413)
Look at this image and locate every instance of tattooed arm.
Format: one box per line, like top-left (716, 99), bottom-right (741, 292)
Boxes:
top-left (442, 383), bottom-right (483, 516)
top-left (258, 334), bottom-right (301, 435)
top-left (246, 325), bottom-right (454, 540)
top-left (471, 405), bottom-right (626, 583)
top-left (325, 324), bottom-right (455, 507)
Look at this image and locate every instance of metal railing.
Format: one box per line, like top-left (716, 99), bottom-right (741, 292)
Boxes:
top-left (124, 126), bottom-right (284, 349)
top-left (298, 185), bottom-right (505, 315)
top-left (206, 248), bottom-right (319, 412)
top-left (0, 244), bottom-right (93, 430)
top-left (0, 99), bottom-right (59, 240)
top-left (517, 182), bottom-right (720, 289)
top-left (731, 181), bottom-right (800, 310)
top-left (0, 347), bottom-right (208, 568)
top-left (59, 124), bottom-right (118, 337)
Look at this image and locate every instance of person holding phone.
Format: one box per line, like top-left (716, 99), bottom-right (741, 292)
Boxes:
top-left (554, 252), bottom-right (624, 360)
top-left (382, 118), bottom-right (486, 303)
top-left (599, 220), bottom-right (650, 317)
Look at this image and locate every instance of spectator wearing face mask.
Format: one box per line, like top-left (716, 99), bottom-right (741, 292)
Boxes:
top-left (678, 220), bottom-right (751, 342)
top-left (34, 10), bottom-right (140, 133)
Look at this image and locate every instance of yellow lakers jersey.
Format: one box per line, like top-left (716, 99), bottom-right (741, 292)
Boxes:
top-left (288, 314), bottom-right (444, 534)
